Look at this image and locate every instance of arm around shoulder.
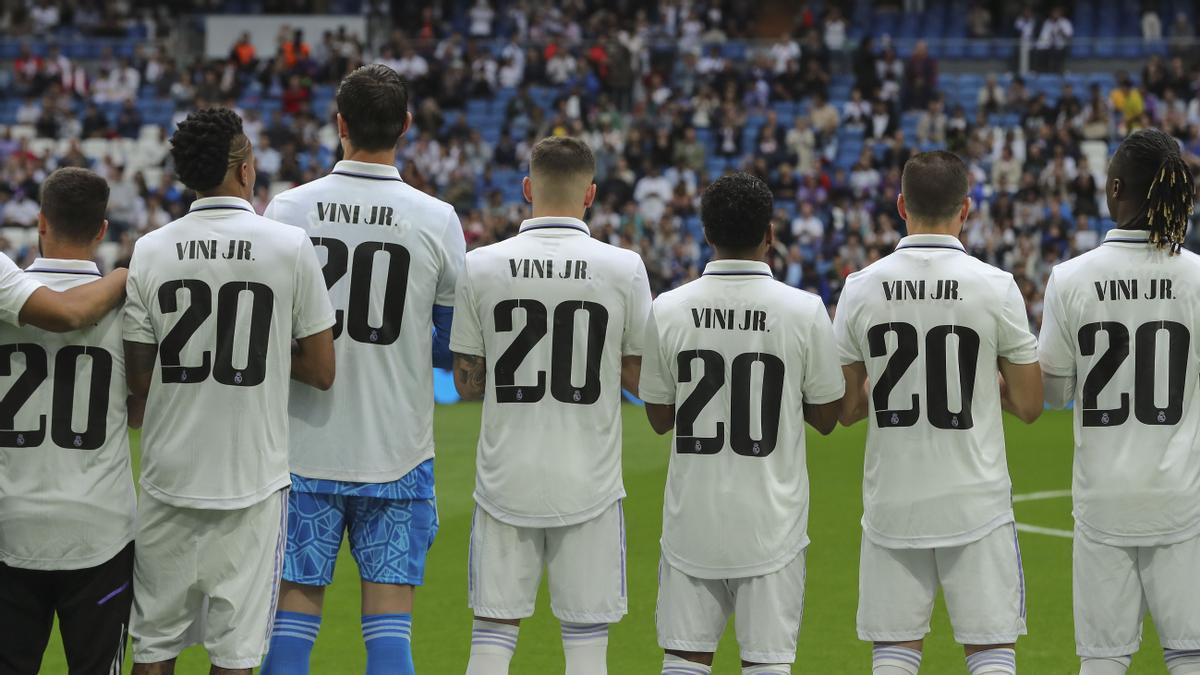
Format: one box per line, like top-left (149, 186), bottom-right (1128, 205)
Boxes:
top-left (20, 268), bottom-right (128, 332)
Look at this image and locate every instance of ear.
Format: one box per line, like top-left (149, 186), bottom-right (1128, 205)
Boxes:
top-left (95, 219), bottom-right (109, 244)
top-left (960, 195), bottom-right (972, 223)
top-left (1112, 177), bottom-right (1122, 199)
top-left (36, 211), bottom-right (48, 240)
top-left (522, 176), bottom-right (533, 204)
top-left (583, 183), bottom-right (597, 209)
top-left (896, 193), bottom-right (908, 222)
top-left (336, 112), bottom-right (349, 140)
top-left (764, 220), bottom-right (776, 249)
top-left (401, 110), bottom-right (413, 137)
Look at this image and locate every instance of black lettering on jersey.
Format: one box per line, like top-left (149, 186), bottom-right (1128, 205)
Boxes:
top-left (1095, 279), bottom-right (1139, 301)
top-left (689, 308), bottom-right (767, 332)
top-left (1146, 278), bottom-right (1175, 300)
top-left (930, 279), bottom-right (960, 300)
top-left (362, 205), bottom-right (394, 226)
top-left (222, 240), bottom-right (252, 261)
top-left (176, 239), bottom-right (218, 260)
top-left (882, 279), bottom-right (961, 301)
top-left (558, 260), bottom-right (588, 279)
top-left (317, 201), bottom-right (360, 224)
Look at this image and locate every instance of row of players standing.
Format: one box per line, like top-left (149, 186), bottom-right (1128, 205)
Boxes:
top-left (1, 60), bottom-right (1199, 675)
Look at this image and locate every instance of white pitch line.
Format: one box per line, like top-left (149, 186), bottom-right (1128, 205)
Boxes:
top-left (1012, 489), bottom-right (1072, 503)
top-left (1015, 523), bottom-right (1073, 539)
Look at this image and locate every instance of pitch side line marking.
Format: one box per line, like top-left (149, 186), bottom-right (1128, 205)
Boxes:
top-left (1013, 489), bottom-right (1073, 539)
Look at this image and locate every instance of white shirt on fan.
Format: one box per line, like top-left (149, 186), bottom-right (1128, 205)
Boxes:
top-left (450, 216), bottom-right (652, 528)
top-left (639, 259), bottom-right (845, 580)
top-left (1040, 228), bottom-right (1200, 547)
top-left (0, 258), bottom-right (135, 570)
top-left (834, 233), bottom-right (1038, 549)
top-left (124, 196), bottom-right (335, 510)
top-left (265, 160), bottom-right (465, 483)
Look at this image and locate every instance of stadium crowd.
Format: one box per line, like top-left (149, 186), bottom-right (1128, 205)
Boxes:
top-left (3, 0), bottom-right (1200, 330)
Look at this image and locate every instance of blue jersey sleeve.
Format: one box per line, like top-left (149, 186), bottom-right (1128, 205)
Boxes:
top-left (432, 304), bottom-right (454, 370)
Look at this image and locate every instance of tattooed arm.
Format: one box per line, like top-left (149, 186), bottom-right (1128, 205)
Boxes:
top-left (453, 352), bottom-right (487, 401)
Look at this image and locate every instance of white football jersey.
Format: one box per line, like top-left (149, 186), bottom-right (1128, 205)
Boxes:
top-left (0, 253), bottom-right (42, 326)
top-left (834, 234), bottom-right (1038, 548)
top-left (450, 217), bottom-right (652, 527)
top-left (1040, 228), bottom-right (1200, 547)
top-left (639, 260), bottom-right (845, 580)
top-left (265, 161), bottom-right (466, 482)
top-left (0, 259), bottom-right (135, 570)
top-left (124, 196), bottom-right (335, 509)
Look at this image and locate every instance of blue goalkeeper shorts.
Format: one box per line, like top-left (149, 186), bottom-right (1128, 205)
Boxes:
top-left (282, 489), bottom-right (438, 587)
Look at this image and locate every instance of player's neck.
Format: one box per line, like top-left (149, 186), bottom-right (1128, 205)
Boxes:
top-left (197, 186), bottom-right (250, 202)
top-left (39, 240), bottom-right (96, 263)
top-left (709, 249), bottom-right (765, 262)
top-left (342, 146), bottom-right (399, 166)
top-left (531, 205), bottom-right (586, 221)
top-left (905, 222), bottom-right (961, 237)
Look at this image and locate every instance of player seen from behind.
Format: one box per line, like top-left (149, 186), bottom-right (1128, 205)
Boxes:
top-left (123, 108), bottom-right (336, 675)
top-left (260, 63), bottom-right (465, 675)
top-left (834, 151), bottom-right (1044, 675)
top-left (638, 172), bottom-right (845, 675)
top-left (450, 136), bottom-right (653, 675)
top-left (0, 168), bottom-right (139, 674)
top-left (1039, 128), bottom-right (1200, 675)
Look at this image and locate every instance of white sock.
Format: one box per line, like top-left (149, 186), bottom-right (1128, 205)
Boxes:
top-left (967, 647), bottom-right (1017, 674)
top-left (561, 622), bottom-right (608, 675)
top-left (1166, 649), bottom-right (1200, 675)
top-left (743, 664), bottom-right (790, 674)
top-left (1079, 655), bottom-right (1131, 675)
top-left (465, 620), bottom-right (519, 675)
top-left (873, 645), bottom-right (922, 674)
top-left (662, 653), bottom-right (711, 675)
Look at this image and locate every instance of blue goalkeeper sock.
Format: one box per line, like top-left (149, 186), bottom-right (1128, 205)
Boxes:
top-left (260, 610), bottom-right (321, 675)
top-left (363, 613), bottom-right (414, 675)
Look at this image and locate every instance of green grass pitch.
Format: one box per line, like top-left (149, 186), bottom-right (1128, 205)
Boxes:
top-left (39, 406), bottom-right (1173, 673)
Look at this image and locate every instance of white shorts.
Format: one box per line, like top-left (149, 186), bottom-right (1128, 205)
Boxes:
top-left (1074, 529), bottom-right (1200, 657)
top-left (656, 550), bottom-right (807, 664)
top-left (468, 500), bottom-right (627, 623)
top-left (131, 489), bottom-right (287, 669)
top-left (857, 522), bottom-right (1026, 645)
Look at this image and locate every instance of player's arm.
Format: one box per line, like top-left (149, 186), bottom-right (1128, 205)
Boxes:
top-left (838, 362), bottom-right (870, 426)
top-left (124, 340), bottom-right (157, 402)
top-left (804, 400), bottom-right (841, 435)
top-left (644, 403), bottom-right (675, 435)
top-left (127, 394), bottom-right (146, 429)
top-left (621, 355), bottom-right (642, 397)
top-left (453, 352), bottom-right (487, 400)
top-left (998, 357), bottom-right (1043, 423)
top-left (432, 305), bottom-right (454, 369)
top-left (20, 268), bottom-right (128, 332)
top-left (291, 328), bottom-right (335, 390)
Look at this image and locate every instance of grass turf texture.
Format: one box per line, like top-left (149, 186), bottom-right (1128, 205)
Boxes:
top-left (39, 406), bottom-right (1173, 674)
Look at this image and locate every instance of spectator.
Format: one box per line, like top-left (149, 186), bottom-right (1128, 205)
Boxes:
top-left (917, 98), bottom-right (947, 144)
top-left (116, 99), bottom-right (143, 138)
top-left (1036, 7), bottom-right (1073, 73)
top-left (1143, 8), bottom-right (1163, 42)
top-left (231, 32), bottom-right (256, 70)
top-left (868, 98), bottom-right (896, 140)
top-left (469, 0), bottom-right (495, 38)
top-left (1169, 11), bottom-right (1195, 57)
top-left (904, 40), bottom-right (938, 111)
top-left (824, 7), bottom-right (847, 52)
top-left (968, 3), bottom-right (992, 38)
top-left (978, 74), bottom-right (1006, 115)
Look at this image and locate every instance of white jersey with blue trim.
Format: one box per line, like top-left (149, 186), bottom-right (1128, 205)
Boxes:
top-left (124, 196), bottom-right (336, 509)
top-left (0, 252), bottom-right (42, 326)
top-left (638, 260), bottom-right (845, 579)
top-left (266, 160), bottom-right (466, 483)
top-left (0, 258), bottom-right (135, 570)
top-left (450, 217), bottom-right (653, 528)
top-left (834, 233), bottom-right (1038, 549)
top-left (1040, 228), bottom-right (1200, 547)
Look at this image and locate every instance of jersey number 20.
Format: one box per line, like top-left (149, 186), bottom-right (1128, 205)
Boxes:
top-left (0, 344), bottom-right (112, 449)
top-left (868, 322), bottom-right (981, 430)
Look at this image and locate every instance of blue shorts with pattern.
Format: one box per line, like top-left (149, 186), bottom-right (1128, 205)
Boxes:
top-left (283, 460), bottom-right (438, 587)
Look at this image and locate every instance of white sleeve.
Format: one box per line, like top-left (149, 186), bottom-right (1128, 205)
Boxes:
top-left (435, 207), bottom-right (466, 306)
top-left (833, 282), bottom-right (864, 365)
top-left (997, 277), bottom-right (1039, 364)
top-left (122, 243), bottom-right (157, 344)
top-left (636, 302), bottom-right (675, 405)
top-left (621, 257), bottom-right (653, 357)
top-left (1044, 373), bottom-right (1077, 410)
top-left (291, 235), bottom-right (337, 339)
top-left (802, 301), bottom-right (847, 405)
top-left (1037, 270), bottom-right (1076, 376)
top-left (262, 197), bottom-right (279, 222)
top-left (448, 256), bottom-right (484, 356)
top-left (0, 254), bottom-right (41, 327)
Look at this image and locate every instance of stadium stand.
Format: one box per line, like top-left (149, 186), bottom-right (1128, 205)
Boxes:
top-left (3, 0), bottom-right (1200, 331)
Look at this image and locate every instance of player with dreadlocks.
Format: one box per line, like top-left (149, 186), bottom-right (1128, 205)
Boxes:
top-left (1040, 127), bottom-right (1200, 675)
top-left (124, 108), bottom-right (336, 675)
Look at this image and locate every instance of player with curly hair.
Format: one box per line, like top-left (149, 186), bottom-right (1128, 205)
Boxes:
top-left (123, 108), bottom-right (337, 675)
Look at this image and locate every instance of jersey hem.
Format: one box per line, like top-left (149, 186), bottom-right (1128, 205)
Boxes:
top-left (999, 352), bottom-right (1039, 365)
top-left (638, 393), bottom-right (675, 405)
top-left (448, 341), bottom-right (484, 356)
top-left (139, 475), bottom-right (292, 510)
top-left (0, 533), bottom-right (134, 571)
top-left (1074, 515), bottom-right (1200, 548)
top-left (473, 488), bottom-right (625, 528)
top-left (805, 389), bottom-right (845, 405)
top-left (293, 314), bottom-right (337, 340)
top-left (862, 511), bottom-right (1015, 549)
top-left (1038, 361), bottom-right (1074, 377)
top-left (290, 448), bottom-right (435, 485)
top-left (660, 537), bottom-right (809, 580)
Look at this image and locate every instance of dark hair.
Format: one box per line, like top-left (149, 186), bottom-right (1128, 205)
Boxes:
top-left (170, 107), bottom-right (247, 192)
top-left (1111, 127), bottom-right (1195, 252)
top-left (336, 64), bottom-right (409, 151)
top-left (700, 172), bottom-right (774, 252)
top-left (901, 150), bottom-right (969, 221)
top-left (530, 136), bottom-right (595, 179)
top-left (39, 168), bottom-right (109, 244)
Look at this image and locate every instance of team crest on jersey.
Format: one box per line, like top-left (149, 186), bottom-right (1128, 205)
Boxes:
top-left (370, 329), bottom-right (379, 342)
top-left (73, 435), bottom-right (82, 447)
top-left (890, 412), bottom-right (899, 425)
top-left (573, 390), bottom-right (581, 402)
top-left (951, 416), bottom-right (960, 428)
top-left (181, 371), bottom-right (189, 382)
top-left (234, 372), bottom-right (243, 384)
top-left (752, 441), bottom-right (761, 455)
top-left (1158, 410), bottom-right (1167, 423)
top-left (694, 439), bottom-right (702, 451)
top-left (15, 433), bottom-right (24, 446)
top-left (516, 389), bottom-right (524, 401)
top-left (1101, 412), bottom-right (1110, 425)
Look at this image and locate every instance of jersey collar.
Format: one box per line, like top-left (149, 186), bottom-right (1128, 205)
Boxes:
top-left (25, 257), bottom-right (101, 276)
top-left (518, 216), bottom-right (590, 235)
top-left (895, 233), bottom-right (966, 252)
top-left (188, 196), bottom-right (255, 214)
top-left (1103, 228), bottom-right (1152, 245)
top-left (702, 259), bottom-right (773, 277)
top-left (330, 160), bottom-right (403, 182)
